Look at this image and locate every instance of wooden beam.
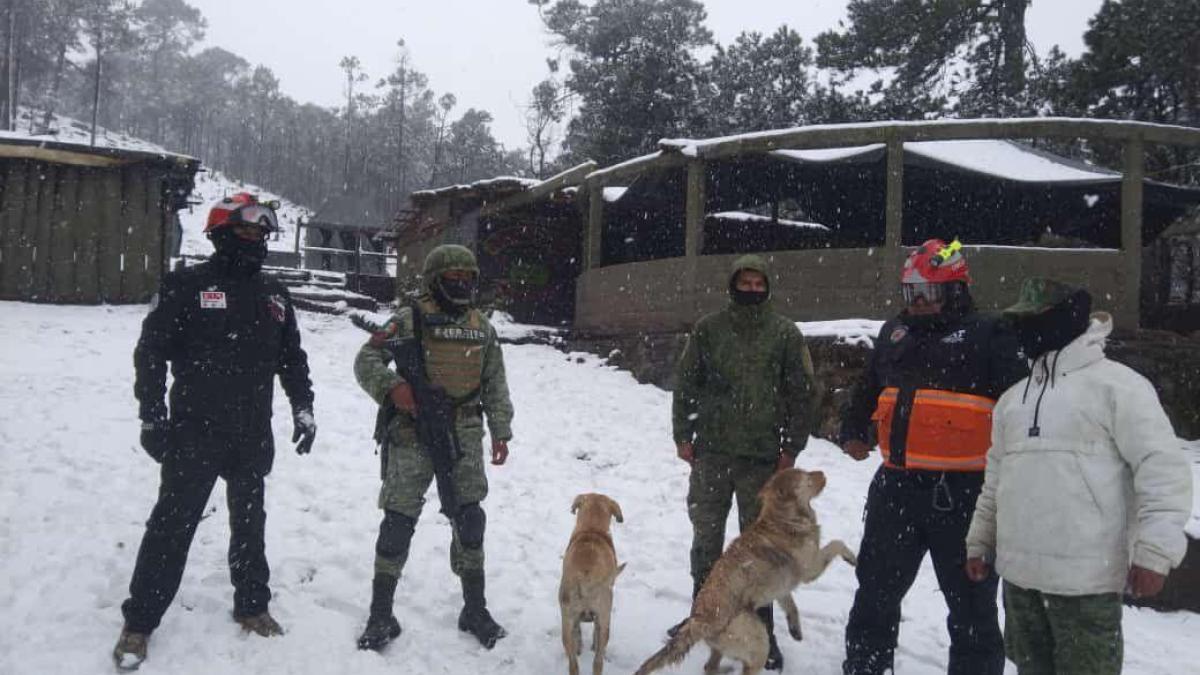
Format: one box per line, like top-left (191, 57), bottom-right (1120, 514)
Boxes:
top-left (685, 160), bottom-right (706, 258)
top-left (97, 169), bottom-right (125, 302)
top-left (31, 162), bottom-right (58, 300)
top-left (49, 166), bottom-right (80, 302)
top-left (586, 183), bottom-right (603, 270)
top-left (0, 160), bottom-right (29, 299)
top-left (584, 151), bottom-right (689, 187)
top-left (656, 118), bottom-right (1200, 161)
top-left (1121, 135), bottom-right (1145, 328)
top-left (885, 138), bottom-right (904, 252)
top-left (74, 168), bottom-right (101, 303)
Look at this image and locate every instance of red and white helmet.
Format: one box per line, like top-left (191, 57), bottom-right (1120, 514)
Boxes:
top-left (205, 192), bottom-right (280, 234)
top-left (901, 238), bottom-right (970, 284)
top-left (901, 239), bottom-right (970, 305)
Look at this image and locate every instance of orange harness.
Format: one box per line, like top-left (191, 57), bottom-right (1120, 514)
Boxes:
top-left (872, 387), bottom-right (995, 471)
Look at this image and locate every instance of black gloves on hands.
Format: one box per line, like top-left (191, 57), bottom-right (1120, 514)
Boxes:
top-left (292, 408), bottom-right (317, 455)
top-left (139, 418), bottom-right (172, 463)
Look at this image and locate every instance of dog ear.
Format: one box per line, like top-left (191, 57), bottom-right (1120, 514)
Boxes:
top-left (571, 494), bottom-right (585, 514)
top-left (607, 497), bottom-right (624, 524)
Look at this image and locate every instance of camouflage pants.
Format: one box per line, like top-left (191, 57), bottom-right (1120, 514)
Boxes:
top-left (375, 417), bottom-right (489, 578)
top-left (687, 451), bottom-right (777, 588)
top-left (1003, 581), bottom-right (1123, 675)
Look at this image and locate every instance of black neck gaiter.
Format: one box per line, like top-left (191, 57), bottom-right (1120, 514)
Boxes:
top-left (212, 230), bottom-right (268, 276)
top-left (1014, 289), bottom-right (1092, 360)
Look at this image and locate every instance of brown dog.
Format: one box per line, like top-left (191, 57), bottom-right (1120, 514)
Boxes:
top-left (634, 468), bottom-right (856, 675)
top-left (560, 493), bottom-right (626, 675)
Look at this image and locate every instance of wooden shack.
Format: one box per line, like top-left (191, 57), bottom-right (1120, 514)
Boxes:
top-left (0, 136), bottom-right (199, 304)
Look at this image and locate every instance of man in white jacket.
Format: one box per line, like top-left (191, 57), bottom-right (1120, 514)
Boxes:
top-left (965, 278), bottom-right (1193, 675)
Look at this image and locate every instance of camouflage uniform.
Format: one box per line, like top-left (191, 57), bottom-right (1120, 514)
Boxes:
top-left (354, 295), bottom-right (513, 577)
top-left (353, 244), bottom-right (514, 651)
top-left (1002, 582), bottom-right (1123, 675)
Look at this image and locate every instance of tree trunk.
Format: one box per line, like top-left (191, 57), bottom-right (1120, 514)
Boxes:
top-left (999, 0), bottom-right (1028, 98)
top-left (3, 0), bottom-right (16, 131)
top-left (90, 38), bottom-right (104, 147)
top-left (40, 41), bottom-right (69, 132)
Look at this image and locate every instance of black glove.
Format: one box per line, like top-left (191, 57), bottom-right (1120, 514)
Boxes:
top-left (292, 408), bottom-right (317, 455)
top-left (139, 418), bottom-right (172, 463)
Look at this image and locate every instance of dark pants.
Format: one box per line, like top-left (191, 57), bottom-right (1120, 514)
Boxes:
top-left (121, 427), bottom-right (273, 634)
top-left (844, 467), bottom-right (1004, 675)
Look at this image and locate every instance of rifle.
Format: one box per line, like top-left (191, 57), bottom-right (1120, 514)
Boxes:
top-left (351, 305), bottom-right (464, 517)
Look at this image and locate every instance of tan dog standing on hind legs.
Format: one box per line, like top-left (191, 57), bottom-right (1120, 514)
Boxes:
top-left (560, 493), bottom-right (626, 675)
top-left (635, 469), bottom-right (856, 675)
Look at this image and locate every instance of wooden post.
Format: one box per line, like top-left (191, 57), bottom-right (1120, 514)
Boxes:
top-left (586, 183), bottom-right (603, 270)
top-left (885, 138), bottom-right (904, 251)
top-left (1121, 136), bottom-right (1145, 328)
top-left (685, 160), bottom-right (706, 258)
top-left (294, 217), bottom-right (303, 269)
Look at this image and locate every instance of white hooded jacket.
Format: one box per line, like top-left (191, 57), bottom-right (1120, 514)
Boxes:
top-left (966, 313), bottom-right (1193, 595)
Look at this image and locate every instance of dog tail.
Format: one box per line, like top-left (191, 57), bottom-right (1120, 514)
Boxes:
top-left (610, 562), bottom-right (627, 583)
top-left (633, 618), bottom-right (702, 675)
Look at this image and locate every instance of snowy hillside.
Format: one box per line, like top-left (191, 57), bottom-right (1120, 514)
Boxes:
top-left (1, 302), bottom-right (1197, 675)
top-left (178, 169), bottom-right (313, 258)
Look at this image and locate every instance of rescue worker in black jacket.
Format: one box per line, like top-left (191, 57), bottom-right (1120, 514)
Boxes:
top-left (839, 239), bottom-right (1027, 675)
top-left (112, 193), bottom-right (317, 672)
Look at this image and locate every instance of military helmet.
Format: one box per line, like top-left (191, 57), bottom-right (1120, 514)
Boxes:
top-left (423, 244), bottom-right (479, 281)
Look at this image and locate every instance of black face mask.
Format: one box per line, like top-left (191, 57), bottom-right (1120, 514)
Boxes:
top-left (732, 288), bottom-right (769, 306)
top-left (1014, 289), bottom-right (1092, 360)
top-left (212, 230), bottom-right (268, 275)
top-left (433, 275), bottom-right (477, 312)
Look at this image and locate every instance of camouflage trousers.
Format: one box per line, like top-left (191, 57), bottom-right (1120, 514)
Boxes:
top-left (1003, 581), bottom-right (1123, 675)
top-left (687, 451), bottom-right (777, 588)
top-left (375, 417), bottom-right (489, 579)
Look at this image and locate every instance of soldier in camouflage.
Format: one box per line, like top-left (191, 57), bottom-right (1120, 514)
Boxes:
top-left (670, 254), bottom-right (818, 671)
top-left (353, 244), bottom-right (514, 652)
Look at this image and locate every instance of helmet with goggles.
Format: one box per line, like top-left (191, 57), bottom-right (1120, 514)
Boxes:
top-left (901, 238), bottom-right (970, 304)
top-left (205, 192), bottom-right (280, 234)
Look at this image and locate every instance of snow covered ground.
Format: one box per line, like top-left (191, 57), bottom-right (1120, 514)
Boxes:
top-left (1, 302), bottom-right (1197, 675)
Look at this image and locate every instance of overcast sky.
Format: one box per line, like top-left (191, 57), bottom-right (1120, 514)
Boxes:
top-left (185, 0), bottom-right (1105, 149)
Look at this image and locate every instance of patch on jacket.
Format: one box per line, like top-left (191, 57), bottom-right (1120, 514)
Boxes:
top-left (890, 325), bottom-right (908, 343)
top-left (200, 290), bottom-right (227, 309)
top-left (267, 294), bottom-right (287, 323)
top-left (430, 326), bottom-right (487, 342)
top-left (941, 329), bottom-right (967, 344)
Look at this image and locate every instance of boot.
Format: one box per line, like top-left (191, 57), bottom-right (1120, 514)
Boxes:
top-left (759, 606), bottom-right (783, 671)
top-left (357, 575), bottom-right (402, 651)
top-left (457, 572), bottom-right (507, 649)
top-left (236, 611), bottom-right (284, 637)
top-left (112, 628), bottom-right (149, 671)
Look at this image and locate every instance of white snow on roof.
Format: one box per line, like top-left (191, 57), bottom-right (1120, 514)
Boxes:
top-left (905, 139), bottom-right (1119, 184)
top-left (770, 145), bottom-right (884, 163)
top-left (0, 108), bottom-right (191, 159)
top-left (709, 211), bottom-right (829, 231)
top-left (411, 176), bottom-right (539, 199)
top-left (603, 187), bottom-right (628, 203)
top-left (769, 139), bottom-right (1119, 185)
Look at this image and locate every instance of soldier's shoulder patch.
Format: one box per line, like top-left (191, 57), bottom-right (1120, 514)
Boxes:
top-left (890, 325), bottom-right (908, 343)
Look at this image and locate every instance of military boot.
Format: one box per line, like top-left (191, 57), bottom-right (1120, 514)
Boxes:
top-left (112, 628), bottom-right (149, 671)
top-left (457, 571), bottom-right (506, 649)
top-left (236, 611), bottom-right (284, 637)
top-left (759, 606), bottom-right (783, 671)
top-left (357, 575), bottom-right (402, 651)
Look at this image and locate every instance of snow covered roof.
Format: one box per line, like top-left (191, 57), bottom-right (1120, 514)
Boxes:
top-left (410, 176), bottom-right (539, 202)
top-left (709, 211), bottom-right (830, 230)
top-left (0, 111), bottom-right (195, 166)
top-left (769, 139), bottom-right (1120, 185)
top-left (603, 187), bottom-right (628, 203)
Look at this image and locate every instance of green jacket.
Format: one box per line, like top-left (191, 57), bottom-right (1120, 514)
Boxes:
top-left (672, 256), bottom-right (817, 460)
top-left (354, 300), bottom-right (514, 441)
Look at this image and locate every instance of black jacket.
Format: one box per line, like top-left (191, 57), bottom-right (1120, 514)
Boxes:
top-left (134, 257), bottom-right (313, 436)
top-left (839, 303), bottom-right (1027, 468)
